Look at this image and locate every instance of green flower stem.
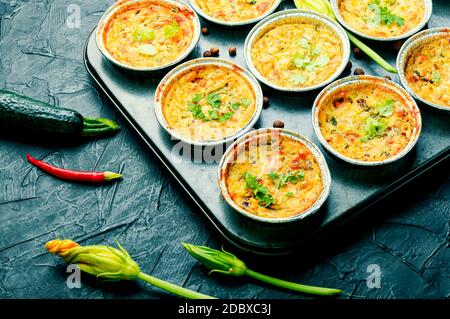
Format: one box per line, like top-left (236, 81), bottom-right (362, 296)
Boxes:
top-left (137, 272), bottom-right (216, 299)
top-left (346, 31), bottom-right (397, 73)
top-left (245, 269), bottom-right (342, 296)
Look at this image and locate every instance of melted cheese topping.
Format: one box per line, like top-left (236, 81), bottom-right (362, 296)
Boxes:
top-left (318, 83), bottom-right (418, 162)
top-left (162, 65), bottom-right (257, 142)
top-left (103, 1), bottom-right (195, 68)
top-left (225, 134), bottom-right (324, 219)
top-left (193, 0), bottom-right (276, 22)
top-left (405, 36), bottom-right (450, 107)
top-left (338, 0), bottom-right (425, 38)
top-left (251, 22), bottom-right (343, 88)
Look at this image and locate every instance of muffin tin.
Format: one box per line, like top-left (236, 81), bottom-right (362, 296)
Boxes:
top-left (85, 0), bottom-right (450, 254)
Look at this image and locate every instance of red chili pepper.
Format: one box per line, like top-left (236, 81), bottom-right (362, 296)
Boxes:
top-left (26, 154), bottom-right (122, 183)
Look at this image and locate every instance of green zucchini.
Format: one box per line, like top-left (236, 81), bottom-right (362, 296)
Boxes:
top-left (0, 89), bottom-right (120, 138)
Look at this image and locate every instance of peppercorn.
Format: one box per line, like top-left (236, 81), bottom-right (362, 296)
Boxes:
top-left (201, 27), bottom-right (209, 35)
top-left (344, 61), bottom-right (352, 74)
top-left (263, 96), bottom-right (270, 109)
top-left (228, 47), bottom-right (237, 56)
top-left (393, 40), bottom-right (404, 52)
top-left (354, 68), bottom-right (365, 76)
top-left (203, 50), bottom-right (212, 57)
top-left (353, 47), bottom-right (364, 59)
top-left (210, 47), bottom-right (220, 57)
top-left (273, 120), bottom-right (284, 128)
top-left (383, 75), bottom-right (392, 81)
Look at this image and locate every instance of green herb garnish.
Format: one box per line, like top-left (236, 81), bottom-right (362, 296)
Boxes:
top-left (273, 170), bottom-right (305, 189)
top-left (330, 117), bottom-right (337, 126)
top-left (291, 73), bottom-right (306, 84)
top-left (206, 93), bottom-right (221, 108)
top-left (187, 93), bottom-right (244, 123)
top-left (192, 93), bottom-right (202, 103)
top-left (293, 54), bottom-right (311, 68)
top-left (311, 46), bottom-right (322, 56)
top-left (432, 72), bottom-right (441, 84)
top-left (293, 52), bottom-right (329, 72)
top-left (285, 192), bottom-right (295, 197)
top-left (230, 102), bottom-right (240, 111)
top-left (243, 172), bottom-right (274, 207)
top-left (359, 98), bottom-right (394, 142)
top-left (218, 112), bottom-right (234, 123)
top-left (360, 117), bottom-right (388, 142)
top-left (133, 27), bottom-right (155, 42)
top-left (208, 109), bottom-right (219, 120)
top-left (368, 0), bottom-right (405, 26)
top-left (298, 37), bottom-right (310, 49)
top-left (187, 101), bottom-right (206, 120)
top-left (240, 98), bottom-right (252, 109)
top-left (268, 172), bottom-right (278, 180)
top-left (376, 98), bottom-right (394, 117)
top-left (164, 20), bottom-right (179, 39)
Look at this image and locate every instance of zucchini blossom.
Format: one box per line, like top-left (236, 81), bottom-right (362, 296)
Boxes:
top-left (46, 239), bottom-right (215, 299)
top-left (183, 243), bottom-right (342, 296)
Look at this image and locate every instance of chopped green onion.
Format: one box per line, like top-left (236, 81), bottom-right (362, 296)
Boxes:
top-left (164, 20), bottom-right (179, 39)
top-left (376, 98), bottom-right (394, 117)
top-left (133, 27), bottom-right (155, 42)
top-left (291, 73), bottom-right (307, 84)
top-left (315, 54), bottom-right (330, 67)
top-left (432, 72), bottom-right (441, 84)
top-left (240, 98), bottom-right (252, 109)
top-left (298, 37), bottom-right (311, 49)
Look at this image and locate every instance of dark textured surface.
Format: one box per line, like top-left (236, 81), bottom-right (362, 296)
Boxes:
top-left (0, 0), bottom-right (449, 299)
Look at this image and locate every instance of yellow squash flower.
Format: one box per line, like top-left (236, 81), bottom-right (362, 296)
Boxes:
top-left (46, 239), bottom-right (215, 299)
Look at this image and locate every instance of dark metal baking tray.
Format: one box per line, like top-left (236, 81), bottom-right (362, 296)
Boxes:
top-left (84, 1), bottom-right (450, 255)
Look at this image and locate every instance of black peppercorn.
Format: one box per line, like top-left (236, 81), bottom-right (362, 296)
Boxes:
top-left (393, 40), bottom-right (404, 52)
top-left (263, 96), bottom-right (270, 109)
top-left (353, 47), bottom-right (364, 59)
top-left (273, 120), bottom-right (284, 128)
top-left (344, 61), bottom-right (352, 73)
top-left (210, 47), bottom-right (220, 57)
top-left (354, 68), bottom-right (365, 75)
